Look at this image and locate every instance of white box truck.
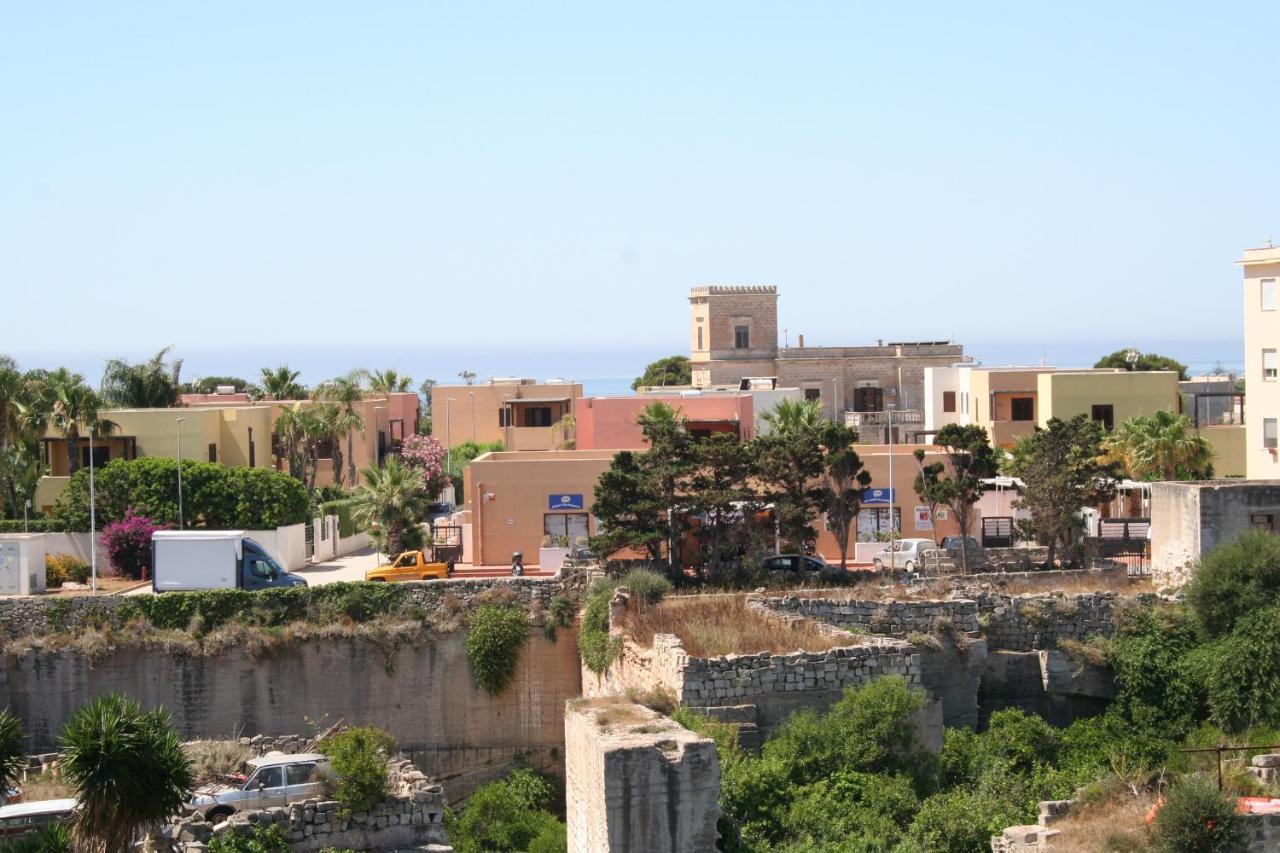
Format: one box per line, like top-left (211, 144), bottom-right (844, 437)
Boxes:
top-left (152, 531), bottom-right (308, 593)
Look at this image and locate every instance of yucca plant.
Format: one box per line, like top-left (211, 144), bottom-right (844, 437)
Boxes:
top-left (60, 694), bottom-right (193, 853)
top-left (0, 709), bottom-right (26, 795)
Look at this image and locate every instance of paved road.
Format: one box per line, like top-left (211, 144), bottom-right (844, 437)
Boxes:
top-left (295, 548), bottom-right (382, 585)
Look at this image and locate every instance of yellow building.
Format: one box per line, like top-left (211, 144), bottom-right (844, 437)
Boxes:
top-left (1036, 370), bottom-right (1181, 430)
top-left (1242, 243), bottom-right (1280, 479)
top-left (431, 379), bottom-right (583, 451)
top-left (35, 405), bottom-right (274, 512)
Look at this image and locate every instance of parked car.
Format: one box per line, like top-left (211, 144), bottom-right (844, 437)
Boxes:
top-left (870, 538), bottom-right (936, 572)
top-left (0, 799), bottom-right (77, 838)
top-left (941, 535), bottom-right (985, 567)
top-left (189, 753), bottom-right (331, 823)
top-left (365, 550), bottom-right (451, 582)
top-left (762, 554), bottom-right (834, 574)
top-left (425, 502), bottom-right (455, 524)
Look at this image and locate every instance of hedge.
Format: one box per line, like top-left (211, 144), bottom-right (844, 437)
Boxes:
top-left (0, 519), bottom-right (66, 533)
top-left (52, 458), bottom-right (310, 532)
top-left (319, 498), bottom-right (364, 539)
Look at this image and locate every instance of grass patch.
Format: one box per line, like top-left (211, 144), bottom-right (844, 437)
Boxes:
top-left (185, 739), bottom-right (251, 786)
top-left (625, 595), bottom-right (854, 658)
top-left (1049, 785), bottom-right (1155, 853)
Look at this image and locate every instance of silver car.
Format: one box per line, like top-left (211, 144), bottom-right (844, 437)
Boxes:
top-left (189, 752), bottom-right (330, 822)
top-left (870, 538), bottom-right (936, 572)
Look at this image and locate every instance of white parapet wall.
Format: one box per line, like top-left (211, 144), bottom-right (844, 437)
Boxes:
top-left (565, 698), bottom-right (721, 853)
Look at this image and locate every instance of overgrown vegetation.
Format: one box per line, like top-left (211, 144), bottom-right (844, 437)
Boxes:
top-left (465, 604), bottom-right (530, 694)
top-left (320, 726), bottom-right (394, 816)
top-left (1149, 773), bottom-right (1243, 852)
top-left (208, 823), bottom-right (290, 853)
top-left (448, 768), bottom-right (567, 853)
top-left (44, 552), bottom-right (91, 586)
top-left (577, 568), bottom-right (672, 674)
top-left (624, 594), bottom-right (851, 658)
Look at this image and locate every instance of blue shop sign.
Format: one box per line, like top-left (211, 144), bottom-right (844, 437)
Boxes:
top-left (548, 493), bottom-right (585, 511)
top-left (862, 488), bottom-right (895, 505)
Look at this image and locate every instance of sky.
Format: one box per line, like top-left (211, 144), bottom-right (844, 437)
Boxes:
top-left (2, 3), bottom-right (1276, 392)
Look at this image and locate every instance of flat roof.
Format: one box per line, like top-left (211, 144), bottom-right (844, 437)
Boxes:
top-left (506, 396), bottom-right (572, 403)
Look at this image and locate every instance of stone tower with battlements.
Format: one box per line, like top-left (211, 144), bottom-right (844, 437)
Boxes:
top-left (689, 285), bottom-right (779, 388)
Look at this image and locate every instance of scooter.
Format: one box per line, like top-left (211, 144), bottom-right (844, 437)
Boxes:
top-left (511, 551), bottom-right (524, 576)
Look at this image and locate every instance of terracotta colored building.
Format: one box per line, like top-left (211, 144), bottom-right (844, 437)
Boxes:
top-left (431, 379), bottom-right (583, 451)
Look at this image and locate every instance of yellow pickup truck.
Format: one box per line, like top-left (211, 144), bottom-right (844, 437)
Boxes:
top-left (364, 550), bottom-right (451, 583)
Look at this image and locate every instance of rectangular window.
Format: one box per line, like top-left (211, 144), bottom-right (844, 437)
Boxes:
top-left (1264, 279), bottom-right (1277, 311)
top-left (1252, 513), bottom-right (1278, 531)
top-left (1266, 418), bottom-right (1278, 449)
top-left (1265, 349), bottom-right (1278, 380)
top-left (734, 325), bottom-right (750, 349)
top-left (499, 408), bottom-right (510, 428)
top-left (524, 406), bottom-right (553, 428)
top-left (544, 512), bottom-right (590, 546)
top-left (856, 508), bottom-right (902, 542)
top-left (1091, 404), bottom-right (1115, 430)
top-left (80, 445), bottom-right (110, 468)
top-left (697, 326), bottom-right (704, 350)
top-left (804, 388), bottom-right (821, 401)
top-left (1010, 397), bottom-right (1034, 421)
top-left (207, 443), bottom-right (217, 463)
top-left (942, 391), bottom-right (956, 413)
top-left (962, 392), bottom-right (968, 414)
top-left (248, 428), bottom-right (255, 467)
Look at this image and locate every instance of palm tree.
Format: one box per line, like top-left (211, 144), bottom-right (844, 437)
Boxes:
top-left (1105, 410), bottom-right (1214, 481)
top-left (297, 402), bottom-right (337, 494)
top-left (273, 402), bottom-right (307, 481)
top-left (364, 368), bottom-right (413, 393)
top-left (761, 398), bottom-right (824, 437)
top-left (60, 693), bottom-right (193, 853)
top-left (37, 369), bottom-right (117, 476)
top-left (100, 346), bottom-right (182, 408)
top-left (351, 456), bottom-right (429, 557)
top-left (260, 365), bottom-right (305, 401)
top-left (318, 373), bottom-right (366, 489)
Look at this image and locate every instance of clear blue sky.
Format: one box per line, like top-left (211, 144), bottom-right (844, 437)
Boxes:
top-left (1, 3), bottom-right (1274, 388)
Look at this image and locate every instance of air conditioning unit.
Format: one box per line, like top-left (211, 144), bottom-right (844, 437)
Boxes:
top-left (215, 385), bottom-right (237, 395)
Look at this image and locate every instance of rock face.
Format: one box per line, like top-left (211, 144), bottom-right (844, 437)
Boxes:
top-left (565, 699), bottom-right (720, 853)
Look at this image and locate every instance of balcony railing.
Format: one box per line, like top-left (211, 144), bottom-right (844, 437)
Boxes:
top-left (843, 410), bottom-right (924, 428)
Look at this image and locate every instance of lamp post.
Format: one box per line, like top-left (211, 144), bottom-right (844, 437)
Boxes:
top-left (176, 417), bottom-right (189, 530)
top-left (373, 405), bottom-right (386, 467)
top-left (88, 429), bottom-right (97, 595)
top-left (887, 407), bottom-right (895, 567)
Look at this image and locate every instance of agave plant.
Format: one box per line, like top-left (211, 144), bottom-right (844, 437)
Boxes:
top-left (60, 694), bottom-right (193, 853)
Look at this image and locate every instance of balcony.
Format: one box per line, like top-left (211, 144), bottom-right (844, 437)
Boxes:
top-left (504, 427), bottom-right (557, 452)
top-left (843, 410), bottom-right (924, 427)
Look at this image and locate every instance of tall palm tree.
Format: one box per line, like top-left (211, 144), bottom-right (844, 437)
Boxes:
top-left (1105, 410), bottom-right (1215, 481)
top-left (297, 402), bottom-right (338, 494)
top-left (60, 693), bottom-right (193, 853)
top-left (761, 398), bottom-right (824, 437)
top-left (260, 365), bottom-right (306, 400)
top-left (351, 456), bottom-right (429, 557)
top-left (272, 402), bottom-right (307, 481)
top-left (100, 346), bottom-right (182, 408)
top-left (318, 372), bottom-right (366, 489)
top-left (38, 369), bottom-right (117, 476)
top-left (364, 368), bottom-right (413, 393)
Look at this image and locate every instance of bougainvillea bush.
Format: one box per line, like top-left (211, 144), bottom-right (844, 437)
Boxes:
top-left (398, 434), bottom-right (448, 496)
top-left (102, 509), bottom-right (166, 580)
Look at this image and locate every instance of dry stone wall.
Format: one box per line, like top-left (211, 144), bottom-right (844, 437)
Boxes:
top-left (756, 594), bottom-right (980, 636)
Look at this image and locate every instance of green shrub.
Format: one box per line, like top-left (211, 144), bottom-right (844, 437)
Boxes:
top-left (1149, 773), bottom-right (1244, 853)
top-left (900, 787), bottom-right (1020, 853)
top-left (1185, 605), bottom-right (1280, 733)
top-left (1186, 530), bottom-right (1280, 637)
top-left (322, 726), bottom-right (394, 816)
top-left (578, 580), bottom-right (622, 674)
top-left (0, 710), bottom-right (25, 794)
top-left (0, 823), bottom-right (72, 853)
top-left (319, 498), bottom-right (363, 538)
top-left (465, 605), bottom-right (529, 694)
top-left (448, 768), bottom-right (564, 853)
top-left (44, 553), bottom-right (91, 586)
top-left (209, 823), bottom-right (289, 853)
top-left (0, 519), bottom-right (65, 533)
top-left (618, 567), bottom-right (672, 605)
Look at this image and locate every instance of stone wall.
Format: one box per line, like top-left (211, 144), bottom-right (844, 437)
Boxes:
top-left (565, 699), bottom-right (720, 853)
top-left (1, 628), bottom-right (581, 801)
top-left (1152, 480), bottom-right (1280, 588)
top-left (755, 594), bottom-right (981, 637)
top-left (158, 757), bottom-right (449, 852)
top-left (0, 575), bottom-right (571, 639)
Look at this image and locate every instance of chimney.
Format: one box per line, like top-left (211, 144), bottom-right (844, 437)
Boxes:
top-left (797, 334), bottom-right (805, 348)
top-left (877, 339), bottom-right (884, 347)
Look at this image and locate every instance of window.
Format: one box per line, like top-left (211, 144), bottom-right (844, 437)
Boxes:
top-left (734, 325), bottom-right (750, 349)
top-left (697, 326), bottom-right (704, 350)
top-left (942, 391), bottom-right (956, 413)
top-left (1264, 279), bottom-right (1277, 311)
top-left (856, 508), bottom-right (902, 541)
top-left (523, 406), bottom-right (553, 427)
top-left (249, 559), bottom-right (276, 579)
top-left (1010, 397), bottom-right (1034, 421)
top-left (1265, 349), bottom-right (1278, 381)
top-left (207, 443), bottom-right (217, 463)
top-left (80, 445), bottom-right (110, 468)
top-left (248, 428), bottom-right (255, 467)
top-left (804, 388), bottom-right (821, 401)
top-left (544, 512), bottom-right (590, 546)
top-left (1266, 418), bottom-right (1278, 449)
top-left (249, 766), bottom-right (284, 790)
top-left (1091, 404), bottom-right (1115, 430)
top-left (285, 764), bottom-right (316, 786)
top-left (499, 408), bottom-right (510, 428)
top-left (314, 438), bottom-right (335, 460)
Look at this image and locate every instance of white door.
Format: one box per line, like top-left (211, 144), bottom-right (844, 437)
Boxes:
top-left (0, 543), bottom-right (19, 595)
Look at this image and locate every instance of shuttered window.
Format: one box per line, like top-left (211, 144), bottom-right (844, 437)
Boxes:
top-left (1266, 418), bottom-right (1278, 449)
top-left (1264, 279), bottom-right (1277, 311)
top-left (1265, 349), bottom-right (1278, 380)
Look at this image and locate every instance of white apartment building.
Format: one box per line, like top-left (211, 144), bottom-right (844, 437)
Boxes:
top-left (1243, 243), bottom-right (1280, 479)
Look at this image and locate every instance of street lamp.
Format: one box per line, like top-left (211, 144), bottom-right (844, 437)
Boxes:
top-left (88, 428), bottom-right (98, 595)
top-left (373, 405), bottom-right (386, 467)
top-left (176, 417), bottom-right (189, 530)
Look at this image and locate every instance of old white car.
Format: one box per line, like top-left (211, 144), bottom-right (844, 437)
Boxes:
top-left (189, 752), bottom-right (330, 822)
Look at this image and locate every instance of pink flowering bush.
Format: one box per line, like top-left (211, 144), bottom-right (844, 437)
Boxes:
top-left (399, 434), bottom-right (448, 496)
top-left (102, 509), bottom-right (166, 580)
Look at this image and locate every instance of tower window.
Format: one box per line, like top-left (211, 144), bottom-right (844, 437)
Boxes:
top-left (734, 325), bottom-right (750, 349)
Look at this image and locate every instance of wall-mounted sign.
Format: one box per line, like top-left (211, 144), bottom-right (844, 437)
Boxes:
top-left (862, 488), bottom-right (895, 506)
top-left (548, 493), bottom-right (585, 511)
top-left (914, 506), bottom-right (933, 530)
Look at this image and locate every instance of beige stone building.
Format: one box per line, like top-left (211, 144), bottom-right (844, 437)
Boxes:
top-left (1243, 243), bottom-right (1280, 479)
top-left (688, 286), bottom-right (968, 432)
top-left (431, 379), bottom-right (583, 451)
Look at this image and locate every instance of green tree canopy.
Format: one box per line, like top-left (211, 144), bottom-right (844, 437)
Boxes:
top-left (1094, 349), bottom-right (1188, 380)
top-left (100, 346), bottom-right (183, 408)
top-left (1104, 409), bottom-right (1213, 481)
top-left (632, 355), bottom-right (692, 390)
